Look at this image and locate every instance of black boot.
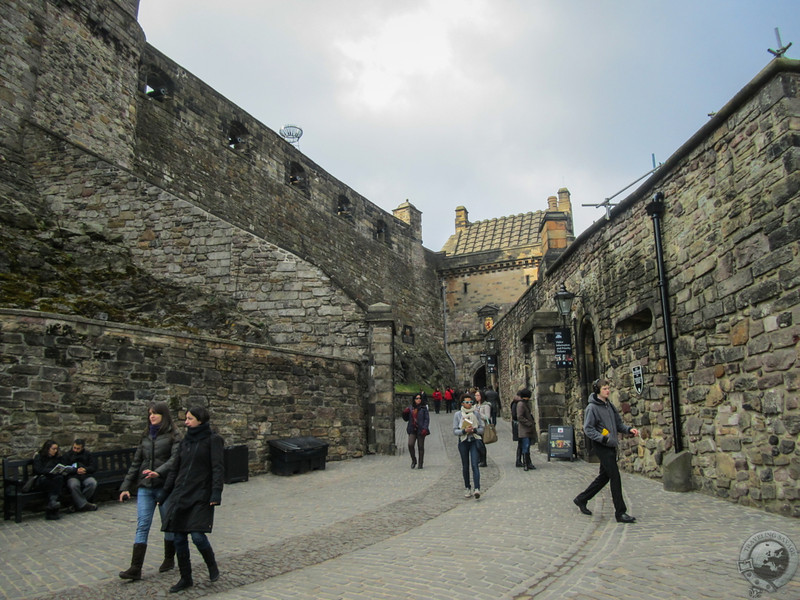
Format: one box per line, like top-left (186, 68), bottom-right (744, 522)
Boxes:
top-left (410, 456), bottom-right (416, 469)
top-left (525, 453), bottom-right (536, 471)
top-left (159, 539), bottom-right (176, 572)
top-left (515, 445), bottom-right (523, 468)
top-left (199, 546), bottom-right (219, 582)
top-left (417, 449), bottom-right (424, 470)
top-left (169, 551), bottom-right (193, 592)
top-left (119, 543), bottom-right (147, 580)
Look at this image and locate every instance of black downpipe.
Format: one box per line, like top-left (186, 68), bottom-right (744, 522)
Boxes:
top-left (646, 192), bottom-right (683, 453)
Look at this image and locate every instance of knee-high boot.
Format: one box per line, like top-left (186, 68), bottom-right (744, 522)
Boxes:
top-left (515, 444), bottom-right (523, 467)
top-left (525, 452), bottom-right (536, 471)
top-left (417, 447), bottom-right (424, 470)
top-left (199, 545), bottom-right (219, 582)
top-left (159, 539), bottom-right (176, 572)
top-left (169, 550), bottom-right (193, 593)
top-left (119, 543), bottom-right (147, 580)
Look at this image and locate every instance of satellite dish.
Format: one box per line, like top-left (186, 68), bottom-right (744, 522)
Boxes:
top-left (279, 124), bottom-right (303, 147)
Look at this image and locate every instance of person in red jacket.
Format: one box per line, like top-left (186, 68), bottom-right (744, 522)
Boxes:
top-left (432, 388), bottom-right (443, 414)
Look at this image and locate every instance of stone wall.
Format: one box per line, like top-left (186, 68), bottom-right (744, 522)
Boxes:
top-left (0, 309), bottom-right (367, 471)
top-left (491, 59), bottom-right (800, 515)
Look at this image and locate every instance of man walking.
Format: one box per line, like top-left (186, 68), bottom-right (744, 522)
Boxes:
top-left (573, 379), bottom-right (639, 523)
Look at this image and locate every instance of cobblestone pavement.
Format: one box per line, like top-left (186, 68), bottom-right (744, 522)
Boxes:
top-left (2, 413), bottom-right (800, 600)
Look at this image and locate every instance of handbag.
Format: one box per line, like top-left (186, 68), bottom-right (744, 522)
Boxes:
top-left (21, 475), bottom-right (41, 493)
top-left (482, 423), bottom-right (498, 444)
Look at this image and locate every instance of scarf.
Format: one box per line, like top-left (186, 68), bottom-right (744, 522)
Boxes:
top-left (185, 421), bottom-right (212, 441)
top-left (149, 424), bottom-right (161, 439)
top-left (459, 405), bottom-right (481, 440)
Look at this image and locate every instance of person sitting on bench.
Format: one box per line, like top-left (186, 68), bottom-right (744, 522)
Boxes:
top-left (61, 439), bottom-right (98, 512)
top-left (33, 440), bottom-right (66, 520)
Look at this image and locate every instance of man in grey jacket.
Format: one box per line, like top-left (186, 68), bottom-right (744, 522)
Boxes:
top-left (573, 379), bottom-right (639, 523)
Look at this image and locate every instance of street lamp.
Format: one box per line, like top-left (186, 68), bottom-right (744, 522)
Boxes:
top-left (553, 284), bottom-right (575, 325)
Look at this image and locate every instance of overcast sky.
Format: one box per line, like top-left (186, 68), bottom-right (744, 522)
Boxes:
top-left (137, 1), bottom-right (797, 251)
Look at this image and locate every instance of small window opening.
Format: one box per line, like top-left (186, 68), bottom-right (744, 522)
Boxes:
top-left (287, 161), bottom-right (309, 194)
top-left (337, 195), bottom-right (352, 219)
top-left (143, 69), bottom-right (173, 102)
top-left (227, 120), bottom-right (249, 149)
top-left (374, 219), bottom-right (389, 243)
top-left (463, 282), bottom-right (469, 294)
top-left (615, 308), bottom-right (653, 336)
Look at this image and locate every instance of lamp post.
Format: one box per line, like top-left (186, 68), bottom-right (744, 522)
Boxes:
top-left (484, 334), bottom-right (497, 389)
top-left (553, 284), bottom-right (575, 369)
top-left (553, 284), bottom-right (575, 326)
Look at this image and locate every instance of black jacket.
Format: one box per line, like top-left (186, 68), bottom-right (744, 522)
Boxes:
top-left (162, 423), bottom-right (225, 533)
top-left (120, 429), bottom-right (180, 491)
top-left (61, 448), bottom-right (97, 481)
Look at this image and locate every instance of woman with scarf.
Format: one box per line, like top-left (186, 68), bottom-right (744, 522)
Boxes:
top-left (452, 393), bottom-right (485, 499)
top-left (118, 401), bottom-right (180, 581)
top-left (161, 405), bottom-right (224, 593)
top-left (404, 393), bottom-right (430, 469)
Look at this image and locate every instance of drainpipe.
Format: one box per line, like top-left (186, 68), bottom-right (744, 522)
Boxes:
top-left (441, 281), bottom-right (458, 383)
top-left (646, 192), bottom-right (683, 452)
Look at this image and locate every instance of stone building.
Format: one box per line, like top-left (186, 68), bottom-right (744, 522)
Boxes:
top-left (0, 0), bottom-right (449, 470)
top-left (1, 0), bottom-right (798, 517)
top-left (489, 58), bottom-right (800, 515)
top-left (438, 192), bottom-right (574, 390)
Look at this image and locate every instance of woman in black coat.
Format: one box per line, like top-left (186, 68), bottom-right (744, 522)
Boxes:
top-left (161, 405), bottom-right (225, 593)
top-left (33, 439), bottom-right (66, 520)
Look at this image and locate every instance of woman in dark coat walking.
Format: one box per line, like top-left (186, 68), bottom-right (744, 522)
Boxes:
top-left (161, 405), bottom-right (225, 593)
top-left (404, 393), bottom-right (430, 469)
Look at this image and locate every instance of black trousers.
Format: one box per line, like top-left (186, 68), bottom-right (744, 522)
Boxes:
top-left (575, 444), bottom-right (627, 516)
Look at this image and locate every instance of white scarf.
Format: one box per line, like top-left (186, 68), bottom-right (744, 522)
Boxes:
top-left (459, 406), bottom-right (481, 439)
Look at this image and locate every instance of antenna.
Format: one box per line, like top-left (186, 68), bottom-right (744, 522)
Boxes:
top-left (768, 27), bottom-right (792, 58)
top-left (582, 159), bottom-right (662, 220)
top-left (279, 124), bottom-right (303, 148)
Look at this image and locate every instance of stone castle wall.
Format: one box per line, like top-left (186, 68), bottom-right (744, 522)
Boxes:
top-left (492, 60), bottom-right (800, 515)
top-left (0, 309), bottom-right (366, 470)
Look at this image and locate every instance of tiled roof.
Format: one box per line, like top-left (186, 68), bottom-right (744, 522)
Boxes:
top-left (440, 211), bottom-right (544, 256)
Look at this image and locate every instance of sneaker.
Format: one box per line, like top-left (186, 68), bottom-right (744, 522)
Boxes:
top-left (464, 488), bottom-right (473, 498)
top-left (473, 489), bottom-right (481, 499)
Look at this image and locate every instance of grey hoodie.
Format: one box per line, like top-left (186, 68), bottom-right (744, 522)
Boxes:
top-left (583, 393), bottom-right (631, 448)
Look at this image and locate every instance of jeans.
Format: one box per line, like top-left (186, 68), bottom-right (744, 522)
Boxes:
top-left (174, 531), bottom-right (211, 553)
top-left (520, 436), bottom-right (531, 456)
top-left (458, 438), bottom-right (481, 490)
top-left (66, 476), bottom-right (97, 509)
top-left (134, 486), bottom-right (174, 545)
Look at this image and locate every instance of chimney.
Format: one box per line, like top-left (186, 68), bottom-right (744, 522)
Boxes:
top-left (455, 206), bottom-right (469, 232)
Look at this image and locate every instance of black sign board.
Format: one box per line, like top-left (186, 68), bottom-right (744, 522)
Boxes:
top-left (554, 328), bottom-right (573, 369)
top-left (486, 354), bottom-right (497, 374)
top-left (547, 424), bottom-right (575, 461)
top-left (632, 365), bottom-right (644, 395)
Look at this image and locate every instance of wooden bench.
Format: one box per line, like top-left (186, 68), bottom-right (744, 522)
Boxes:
top-left (3, 447), bottom-right (137, 522)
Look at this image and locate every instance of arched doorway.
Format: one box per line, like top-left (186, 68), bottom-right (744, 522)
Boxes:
top-left (473, 365), bottom-right (487, 390)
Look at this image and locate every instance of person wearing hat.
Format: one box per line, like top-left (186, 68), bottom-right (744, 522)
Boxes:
top-left (573, 379), bottom-right (639, 523)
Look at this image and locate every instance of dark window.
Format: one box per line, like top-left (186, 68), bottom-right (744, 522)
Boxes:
top-left (227, 120), bottom-right (249, 150)
top-left (288, 162), bottom-right (309, 194)
top-left (337, 195), bottom-right (352, 219)
top-left (375, 219), bottom-right (389, 244)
